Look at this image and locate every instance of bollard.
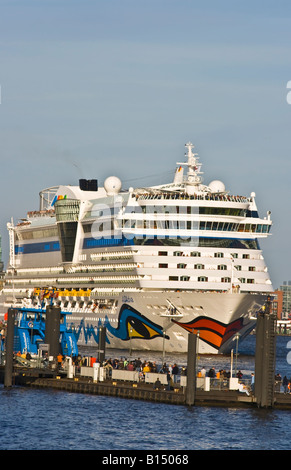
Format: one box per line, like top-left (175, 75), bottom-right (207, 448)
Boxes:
top-left (4, 308), bottom-right (17, 388)
top-left (67, 357), bottom-right (74, 379)
top-left (204, 377), bottom-right (210, 391)
top-left (99, 366), bottom-right (105, 382)
top-left (185, 332), bottom-right (197, 406)
top-left (93, 362), bottom-right (100, 383)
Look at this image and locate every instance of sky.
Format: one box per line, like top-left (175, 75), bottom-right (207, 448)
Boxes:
top-left (0, 0), bottom-right (291, 288)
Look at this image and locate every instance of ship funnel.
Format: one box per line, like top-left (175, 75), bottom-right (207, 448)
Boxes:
top-left (173, 166), bottom-right (184, 184)
top-left (79, 179), bottom-right (98, 191)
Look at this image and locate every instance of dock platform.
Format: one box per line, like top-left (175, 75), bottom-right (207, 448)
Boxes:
top-left (2, 366), bottom-right (291, 409)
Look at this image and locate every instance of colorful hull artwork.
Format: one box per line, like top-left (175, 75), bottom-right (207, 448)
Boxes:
top-left (69, 303), bottom-right (246, 353)
top-left (70, 304), bottom-right (168, 346)
top-left (171, 316), bottom-right (244, 350)
top-left (106, 304), bottom-right (168, 342)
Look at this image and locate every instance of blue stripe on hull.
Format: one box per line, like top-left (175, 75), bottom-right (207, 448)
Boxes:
top-left (15, 241), bottom-right (60, 254)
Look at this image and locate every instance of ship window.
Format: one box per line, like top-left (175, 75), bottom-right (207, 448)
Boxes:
top-left (194, 264), bottom-right (204, 269)
top-left (83, 224), bottom-right (92, 233)
top-left (177, 263), bottom-right (187, 269)
top-left (17, 227), bottom-right (59, 240)
top-left (198, 276), bottom-right (208, 282)
top-left (57, 221), bottom-right (78, 262)
top-left (191, 251), bottom-right (201, 257)
top-left (243, 254), bottom-right (250, 259)
top-left (247, 279), bottom-right (255, 284)
top-left (180, 276), bottom-right (190, 281)
top-left (158, 251), bottom-right (168, 256)
top-left (235, 265), bottom-right (242, 271)
top-left (128, 237), bottom-right (260, 250)
top-left (218, 264), bottom-right (227, 270)
top-left (169, 276), bottom-right (178, 281)
top-left (249, 266), bottom-right (256, 271)
top-left (159, 263), bottom-right (168, 268)
top-left (214, 252), bottom-right (224, 258)
top-left (221, 277), bottom-right (231, 283)
top-left (199, 207), bottom-right (245, 216)
top-left (55, 199), bottom-right (80, 222)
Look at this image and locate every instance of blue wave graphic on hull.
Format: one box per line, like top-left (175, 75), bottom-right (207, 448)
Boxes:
top-left (70, 318), bottom-right (108, 345)
top-left (69, 304), bottom-right (166, 347)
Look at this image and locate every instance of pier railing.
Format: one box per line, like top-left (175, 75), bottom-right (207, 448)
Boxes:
top-left (9, 355), bottom-right (254, 394)
top-left (76, 366), bottom-right (253, 394)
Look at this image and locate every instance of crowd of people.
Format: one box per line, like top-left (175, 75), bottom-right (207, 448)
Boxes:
top-left (53, 354), bottom-right (251, 384)
top-left (275, 373), bottom-right (291, 394)
top-left (14, 350), bottom-right (291, 395)
top-left (197, 366), bottom-right (244, 380)
top-left (67, 355), bottom-right (183, 380)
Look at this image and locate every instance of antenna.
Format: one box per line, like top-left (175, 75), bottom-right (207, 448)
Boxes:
top-left (7, 218), bottom-right (16, 303)
top-left (176, 142), bottom-right (203, 195)
top-left (7, 218), bottom-right (15, 269)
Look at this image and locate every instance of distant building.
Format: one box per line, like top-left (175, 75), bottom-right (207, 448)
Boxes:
top-left (273, 289), bottom-right (283, 320)
top-left (0, 234), bottom-right (4, 289)
top-left (276, 281), bottom-right (291, 320)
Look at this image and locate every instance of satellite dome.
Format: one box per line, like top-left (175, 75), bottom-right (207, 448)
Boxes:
top-left (104, 176), bottom-right (122, 195)
top-left (208, 180), bottom-right (226, 193)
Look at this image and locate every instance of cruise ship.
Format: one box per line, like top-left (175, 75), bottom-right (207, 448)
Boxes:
top-left (1, 142), bottom-right (273, 354)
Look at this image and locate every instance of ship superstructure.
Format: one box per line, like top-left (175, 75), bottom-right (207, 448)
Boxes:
top-left (2, 142), bottom-right (273, 354)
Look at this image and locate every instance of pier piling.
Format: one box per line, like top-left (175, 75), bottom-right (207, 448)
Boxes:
top-left (185, 332), bottom-right (197, 406)
top-left (44, 305), bottom-right (61, 362)
top-left (98, 326), bottom-right (106, 364)
top-left (254, 297), bottom-right (276, 408)
top-left (4, 308), bottom-right (16, 388)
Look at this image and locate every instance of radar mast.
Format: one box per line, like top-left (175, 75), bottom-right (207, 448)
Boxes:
top-left (176, 142), bottom-right (203, 195)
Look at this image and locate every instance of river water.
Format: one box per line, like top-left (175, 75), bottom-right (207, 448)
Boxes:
top-left (1, 334), bottom-right (291, 451)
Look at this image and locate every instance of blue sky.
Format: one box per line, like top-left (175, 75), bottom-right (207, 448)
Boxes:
top-left (0, 0), bottom-right (291, 288)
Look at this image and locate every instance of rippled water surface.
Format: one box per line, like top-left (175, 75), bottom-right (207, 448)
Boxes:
top-left (1, 335), bottom-right (291, 450)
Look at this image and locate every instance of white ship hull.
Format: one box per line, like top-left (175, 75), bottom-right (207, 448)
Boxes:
top-left (42, 290), bottom-right (263, 355)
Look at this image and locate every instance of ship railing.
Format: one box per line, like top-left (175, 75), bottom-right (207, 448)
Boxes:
top-left (179, 375), bottom-right (252, 393)
top-left (14, 355), bottom-right (45, 369)
top-left (208, 377), bottom-right (252, 391)
top-left (134, 193), bottom-right (250, 203)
